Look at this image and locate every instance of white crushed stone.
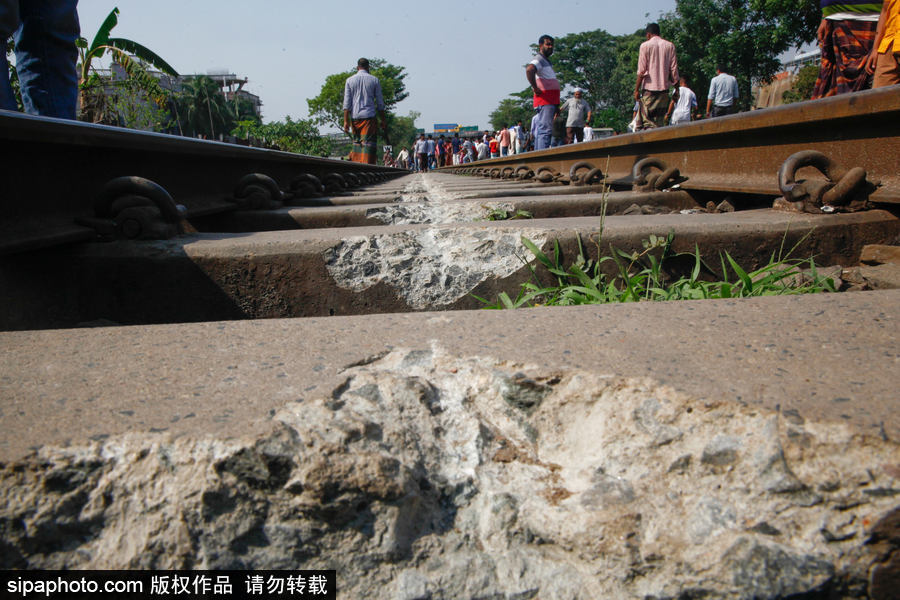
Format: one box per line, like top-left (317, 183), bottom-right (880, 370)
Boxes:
top-left (326, 174), bottom-right (544, 308)
top-left (324, 226), bottom-right (547, 309)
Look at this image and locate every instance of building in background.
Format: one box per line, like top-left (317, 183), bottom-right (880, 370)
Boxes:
top-left (754, 49), bottom-right (822, 109)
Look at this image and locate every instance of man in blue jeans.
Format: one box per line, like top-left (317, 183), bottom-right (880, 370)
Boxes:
top-left (525, 34), bottom-right (559, 151)
top-left (1, 0), bottom-right (80, 119)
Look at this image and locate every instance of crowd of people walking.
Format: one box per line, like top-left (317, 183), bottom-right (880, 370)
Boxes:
top-left (391, 118), bottom-right (597, 171)
top-left (379, 0), bottom-right (899, 168)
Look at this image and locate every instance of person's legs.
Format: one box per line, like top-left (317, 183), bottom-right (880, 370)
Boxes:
top-left (646, 91), bottom-right (668, 127)
top-left (533, 104), bottom-right (554, 150)
top-left (567, 126), bottom-right (584, 143)
top-left (873, 43), bottom-right (900, 88)
top-left (637, 92), bottom-right (655, 130)
top-left (710, 104), bottom-right (736, 118)
top-left (15, 0), bottom-right (80, 118)
top-left (500, 145), bottom-right (508, 156)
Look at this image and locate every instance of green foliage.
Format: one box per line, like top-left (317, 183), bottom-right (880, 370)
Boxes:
top-left (306, 59), bottom-right (408, 129)
top-left (76, 7), bottom-right (179, 123)
top-left (541, 30), bottom-right (619, 113)
top-left (478, 233), bottom-right (836, 309)
top-left (510, 29), bottom-right (643, 133)
top-left (659, 0), bottom-right (820, 112)
top-left (171, 75), bottom-right (232, 138)
top-left (387, 110), bottom-right (421, 151)
top-left (5, 37), bottom-right (22, 111)
top-left (231, 116), bottom-right (330, 156)
top-left (782, 63), bottom-right (819, 104)
top-left (592, 107), bottom-right (629, 132)
top-left (608, 31), bottom-right (645, 118)
top-left (104, 77), bottom-right (174, 131)
top-left (484, 207), bottom-right (533, 221)
top-left (489, 89), bottom-right (533, 131)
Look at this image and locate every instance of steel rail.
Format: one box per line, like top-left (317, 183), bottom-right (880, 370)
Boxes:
top-left (0, 111), bottom-right (403, 254)
top-left (446, 87), bottom-right (900, 205)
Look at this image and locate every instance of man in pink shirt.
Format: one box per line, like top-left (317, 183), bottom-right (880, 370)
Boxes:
top-left (634, 23), bottom-right (679, 131)
top-left (498, 125), bottom-right (511, 156)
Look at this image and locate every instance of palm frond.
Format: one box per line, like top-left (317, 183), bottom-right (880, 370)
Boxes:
top-left (89, 7), bottom-right (120, 59)
top-left (107, 37), bottom-right (179, 76)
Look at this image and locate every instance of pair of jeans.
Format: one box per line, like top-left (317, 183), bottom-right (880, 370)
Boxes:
top-left (710, 104), bottom-right (737, 118)
top-left (1, 0), bottom-right (80, 119)
top-left (532, 104), bottom-right (556, 151)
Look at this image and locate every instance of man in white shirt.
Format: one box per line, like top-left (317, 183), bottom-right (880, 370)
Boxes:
top-left (666, 76), bottom-right (697, 125)
top-left (414, 134), bottom-right (428, 172)
top-left (342, 57), bottom-right (386, 163)
top-left (396, 147), bottom-right (410, 169)
top-left (476, 139), bottom-right (488, 161)
top-left (511, 120), bottom-right (526, 153)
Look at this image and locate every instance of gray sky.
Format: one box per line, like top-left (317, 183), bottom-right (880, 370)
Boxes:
top-left (77, 0), bottom-right (679, 131)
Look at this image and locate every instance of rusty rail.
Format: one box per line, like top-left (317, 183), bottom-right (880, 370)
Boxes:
top-left (0, 112), bottom-right (403, 254)
top-left (446, 87), bottom-right (900, 206)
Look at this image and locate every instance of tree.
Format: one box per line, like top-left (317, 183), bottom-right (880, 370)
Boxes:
top-left (229, 95), bottom-right (260, 124)
top-left (172, 75), bottom-right (233, 139)
top-left (306, 59), bottom-right (408, 129)
top-left (489, 89), bottom-right (533, 131)
top-left (659, 0), bottom-right (820, 111)
top-left (4, 37), bottom-right (22, 111)
top-left (231, 116), bottom-right (330, 156)
top-left (76, 7), bottom-right (179, 123)
top-left (387, 110), bottom-right (421, 151)
top-left (539, 30), bottom-right (620, 114)
top-left (524, 29), bottom-right (644, 132)
top-left (593, 107), bottom-right (630, 132)
top-left (104, 75), bottom-right (175, 131)
top-left (782, 63), bottom-right (819, 103)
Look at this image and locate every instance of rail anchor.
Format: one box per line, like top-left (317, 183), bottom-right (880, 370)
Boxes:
top-left (323, 173), bottom-right (347, 194)
top-left (76, 176), bottom-right (184, 241)
top-left (777, 150), bottom-right (876, 213)
top-left (233, 174), bottom-right (285, 211)
top-left (569, 162), bottom-right (605, 186)
top-left (632, 158), bottom-right (687, 192)
top-left (288, 174), bottom-right (325, 201)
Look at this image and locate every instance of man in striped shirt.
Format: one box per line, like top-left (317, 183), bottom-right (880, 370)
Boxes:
top-left (634, 23), bottom-right (679, 130)
top-left (525, 34), bottom-right (560, 151)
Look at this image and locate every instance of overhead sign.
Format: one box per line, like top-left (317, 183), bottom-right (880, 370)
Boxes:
top-left (458, 125), bottom-right (479, 132)
top-left (433, 123), bottom-right (458, 132)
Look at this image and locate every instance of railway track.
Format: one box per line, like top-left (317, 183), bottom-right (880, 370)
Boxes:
top-left (1, 87), bottom-right (898, 330)
top-left (443, 86), bottom-right (900, 207)
top-left (1, 90), bottom-right (899, 593)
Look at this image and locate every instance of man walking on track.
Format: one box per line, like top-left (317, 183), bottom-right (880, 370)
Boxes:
top-left (526, 34), bottom-right (560, 151)
top-left (634, 23), bottom-right (678, 130)
top-left (813, 0), bottom-right (883, 98)
top-left (867, 0), bottom-right (900, 87)
top-left (343, 57), bottom-right (386, 164)
top-left (706, 65), bottom-right (740, 118)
